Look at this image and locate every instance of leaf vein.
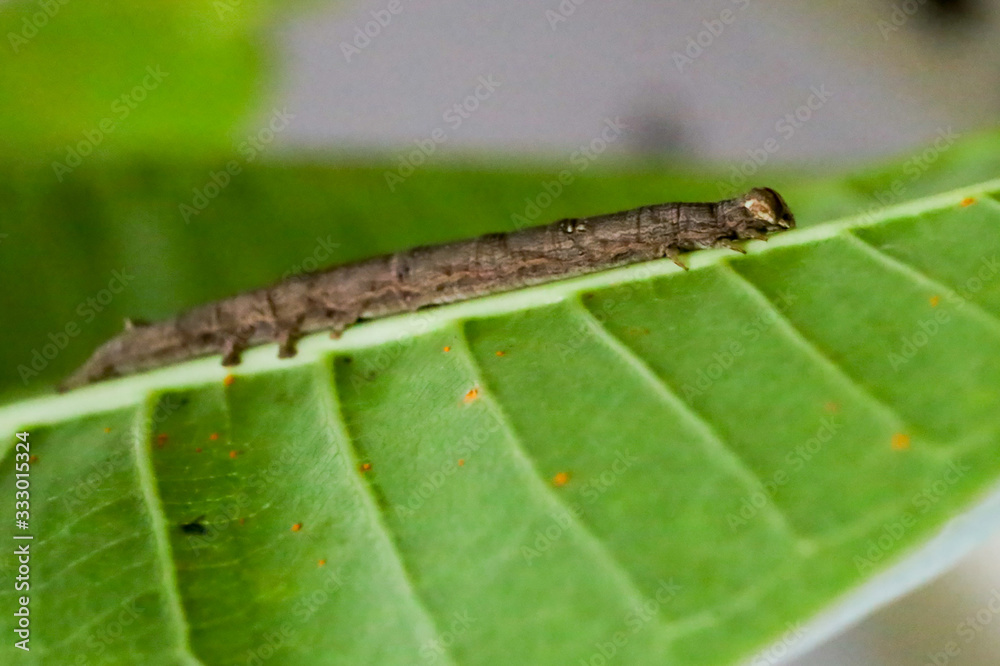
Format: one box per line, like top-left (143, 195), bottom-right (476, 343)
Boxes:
top-left (844, 231), bottom-right (1000, 337)
top-left (455, 321), bottom-right (683, 644)
top-left (569, 300), bottom-right (814, 553)
top-left (719, 263), bottom-right (912, 438)
top-left (314, 359), bottom-right (460, 666)
top-left (130, 400), bottom-right (206, 666)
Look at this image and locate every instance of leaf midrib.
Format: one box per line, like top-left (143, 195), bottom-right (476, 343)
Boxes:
top-left (130, 398), bottom-right (205, 666)
top-left (1, 178), bottom-right (997, 435)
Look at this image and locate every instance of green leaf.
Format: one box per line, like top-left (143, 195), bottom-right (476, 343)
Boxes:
top-left (0, 0), bottom-right (282, 161)
top-left (2, 179), bottom-right (999, 665)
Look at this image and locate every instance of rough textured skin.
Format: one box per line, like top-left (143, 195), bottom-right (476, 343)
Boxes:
top-left (60, 188), bottom-right (795, 390)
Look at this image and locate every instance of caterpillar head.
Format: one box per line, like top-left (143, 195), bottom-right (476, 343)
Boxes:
top-left (734, 187), bottom-right (796, 237)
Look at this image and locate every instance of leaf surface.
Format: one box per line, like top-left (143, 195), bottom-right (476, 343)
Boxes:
top-left (2, 180), bottom-right (1000, 665)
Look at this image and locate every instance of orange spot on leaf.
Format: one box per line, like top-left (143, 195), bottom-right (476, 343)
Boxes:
top-left (443, 346), bottom-right (451, 352)
top-left (195, 447), bottom-right (203, 453)
top-left (156, 433), bottom-right (168, 448)
top-left (28, 455), bottom-right (38, 464)
top-left (823, 402), bottom-right (840, 413)
top-left (458, 459), bottom-right (465, 467)
top-left (209, 432), bottom-right (219, 441)
top-left (229, 450), bottom-right (238, 459)
top-left (464, 387), bottom-right (479, 403)
top-left (891, 433), bottom-right (911, 450)
top-left (930, 295), bottom-right (940, 307)
top-left (223, 374), bottom-right (236, 386)
top-left (495, 350), bottom-right (505, 357)
top-left (552, 472), bottom-right (570, 487)
top-left (103, 427), bottom-right (111, 434)
top-left (360, 462), bottom-right (372, 472)
top-left (960, 197), bottom-right (976, 207)
top-left (318, 559), bottom-right (326, 567)
top-left (239, 517), bottom-right (245, 525)
top-left (291, 523), bottom-right (302, 532)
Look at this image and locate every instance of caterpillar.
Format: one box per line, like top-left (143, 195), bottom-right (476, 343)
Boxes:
top-left (60, 187), bottom-right (795, 391)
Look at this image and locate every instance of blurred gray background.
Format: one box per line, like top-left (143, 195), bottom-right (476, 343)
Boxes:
top-left (273, 0), bottom-right (1000, 164)
top-left (269, 0), bottom-right (1000, 663)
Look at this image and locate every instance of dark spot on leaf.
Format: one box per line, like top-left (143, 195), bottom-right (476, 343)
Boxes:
top-left (181, 516), bottom-right (207, 535)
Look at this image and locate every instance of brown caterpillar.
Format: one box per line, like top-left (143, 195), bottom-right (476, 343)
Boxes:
top-left (60, 187), bottom-right (794, 390)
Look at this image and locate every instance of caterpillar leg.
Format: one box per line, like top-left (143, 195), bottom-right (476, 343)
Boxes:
top-left (277, 328), bottom-right (301, 359)
top-left (716, 239), bottom-right (747, 254)
top-left (220, 337), bottom-right (245, 366)
top-left (663, 247), bottom-right (689, 270)
top-left (327, 312), bottom-right (357, 340)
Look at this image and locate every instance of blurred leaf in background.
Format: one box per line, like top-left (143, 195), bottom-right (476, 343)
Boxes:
top-left (0, 0), bottom-right (285, 162)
